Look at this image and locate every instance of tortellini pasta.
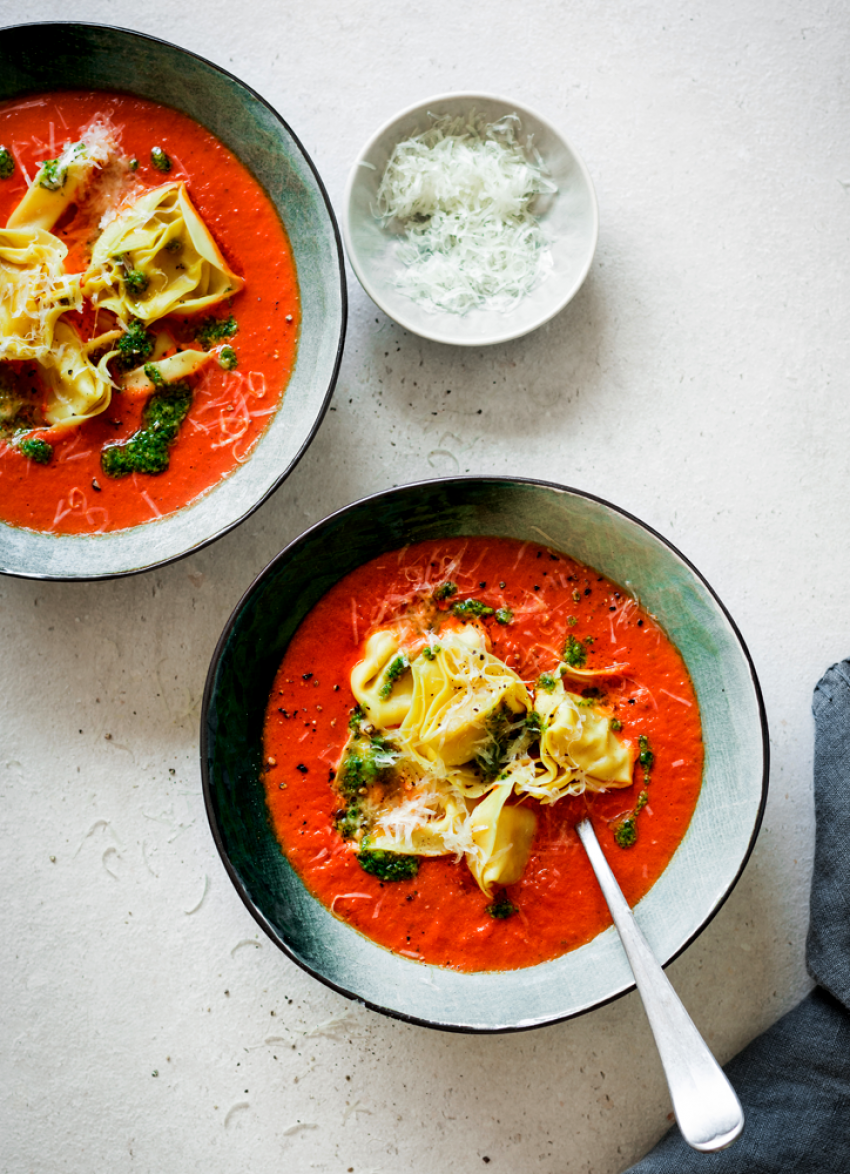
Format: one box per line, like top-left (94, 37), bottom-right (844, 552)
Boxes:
top-left (0, 228), bottom-right (81, 362)
top-left (120, 347), bottom-right (214, 395)
top-left (367, 785), bottom-right (472, 858)
top-left (0, 228), bottom-right (117, 429)
top-left (350, 629), bottom-right (414, 728)
top-left (399, 630), bottom-right (530, 769)
top-left (83, 182), bottom-right (244, 322)
top-left (39, 321), bottom-right (116, 428)
top-left (530, 679), bottom-right (635, 801)
top-left (7, 128), bottom-right (115, 233)
top-left (339, 618), bottom-right (634, 897)
top-left (467, 783), bottom-right (537, 897)
top-left (0, 117), bottom-right (252, 470)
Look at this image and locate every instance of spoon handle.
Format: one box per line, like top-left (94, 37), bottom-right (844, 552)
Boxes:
top-left (576, 818), bottom-right (744, 1152)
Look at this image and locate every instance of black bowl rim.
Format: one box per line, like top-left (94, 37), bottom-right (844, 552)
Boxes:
top-left (201, 474), bottom-right (770, 1034)
top-left (0, 20), bottom-right (347, 582)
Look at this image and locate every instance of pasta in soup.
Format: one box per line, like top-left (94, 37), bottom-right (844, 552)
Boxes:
top-left (0, 91), bottom-right (299, 534)
top-left (262, 537), bottom-right (704, 972)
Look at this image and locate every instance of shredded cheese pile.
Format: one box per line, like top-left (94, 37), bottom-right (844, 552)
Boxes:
top-left (375, 112), bottom-right (557, 315)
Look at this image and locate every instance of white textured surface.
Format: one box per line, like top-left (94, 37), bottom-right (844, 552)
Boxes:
top-left (2, 2), bottom-right (847, 1171)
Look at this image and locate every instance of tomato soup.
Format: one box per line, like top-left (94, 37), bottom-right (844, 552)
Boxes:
top-left (262, 538), bottom-right (703, 972)
top-left (0, 90), bottom-right (299, 533)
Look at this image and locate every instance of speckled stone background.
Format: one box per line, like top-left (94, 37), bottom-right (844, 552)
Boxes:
top-left (2, 2), bottom-right (847, 1171)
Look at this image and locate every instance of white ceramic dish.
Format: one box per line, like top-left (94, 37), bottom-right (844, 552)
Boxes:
top-left (343, 92), bottom-right (599, 347)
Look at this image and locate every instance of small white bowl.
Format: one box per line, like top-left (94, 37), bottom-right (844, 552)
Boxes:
top-left (343, 92), bottom-right (598, 347)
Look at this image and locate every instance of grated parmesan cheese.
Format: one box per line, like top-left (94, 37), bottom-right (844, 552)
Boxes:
top-left (375, 111), bottom-right (557, 314)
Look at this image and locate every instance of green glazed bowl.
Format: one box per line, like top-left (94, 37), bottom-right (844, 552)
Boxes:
top-left (0, 22), bottom-right (346, 580)
top-left (202, 477), bottom-right (768, 1033)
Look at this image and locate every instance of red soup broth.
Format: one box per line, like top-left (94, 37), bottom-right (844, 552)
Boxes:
top-left (262, 537), bottom-right (704, 973)
top-left (0, 90), bottom-right (299, 534)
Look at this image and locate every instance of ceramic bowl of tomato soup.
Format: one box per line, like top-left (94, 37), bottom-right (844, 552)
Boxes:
top-left (0, 23), bottom-right (345, 579)
top-left (202, 477), bottom-right (768, 1033)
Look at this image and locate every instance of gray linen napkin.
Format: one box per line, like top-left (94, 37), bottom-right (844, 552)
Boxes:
top-left (626, 659), bottom-right (850, 1173)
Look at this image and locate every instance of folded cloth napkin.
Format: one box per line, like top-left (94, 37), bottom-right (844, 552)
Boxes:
top-left (626, 659), bottom-right (850, 1174)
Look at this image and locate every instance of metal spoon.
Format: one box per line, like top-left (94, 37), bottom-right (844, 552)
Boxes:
top-left (576, 817), bottom-right (745, 1152)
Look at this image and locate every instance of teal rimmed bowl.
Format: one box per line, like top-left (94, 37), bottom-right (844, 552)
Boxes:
top-left (202, 477), bottom-right (768, 1033)
top-left (0, 22), bottom-right (346, 580)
